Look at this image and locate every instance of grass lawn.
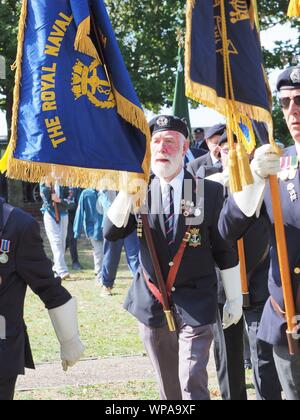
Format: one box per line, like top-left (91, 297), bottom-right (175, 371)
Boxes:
top-left (18, 225), bottom-right (257, 400)
top-left (16, 380), bottom-right (159, 401)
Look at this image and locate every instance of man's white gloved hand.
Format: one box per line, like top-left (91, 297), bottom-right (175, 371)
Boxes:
top-left (220, 264), bottom-right (243, 330)
top-left (251, 144), bottom-right (281, 179)
top-left (107, 191), bottom-right (133, 228)
top-left (48, 297), bottom-right (85, 371)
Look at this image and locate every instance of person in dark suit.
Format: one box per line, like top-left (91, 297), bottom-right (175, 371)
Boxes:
top-left (197, 133), bottom-right (281, 400)
top-left (104, 115), bottom-right (243, 400)
top-left (218, 66), bottom-right (300, 400)
top-left (187, 123), bottom-right (226, 178)
top-left (0, 198), bottom-right (84, 400)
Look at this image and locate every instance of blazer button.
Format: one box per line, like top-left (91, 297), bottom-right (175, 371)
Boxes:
top-left (294, 267), bottom-right (300, 275)
top-left (172, 287), bottom-right (176, 292)
top-left (169, 262), bottom-right (174, 267)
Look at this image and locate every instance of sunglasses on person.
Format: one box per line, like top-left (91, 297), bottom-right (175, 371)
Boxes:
top-left (279, 95), bottom-right (300, 110)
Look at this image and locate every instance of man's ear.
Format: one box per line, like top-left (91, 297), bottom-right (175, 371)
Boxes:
top-left (183, 138), bottom-right (190, 155)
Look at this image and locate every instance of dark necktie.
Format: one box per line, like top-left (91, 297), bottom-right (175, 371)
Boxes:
top-left (163, 185), bottom-right (175, 247)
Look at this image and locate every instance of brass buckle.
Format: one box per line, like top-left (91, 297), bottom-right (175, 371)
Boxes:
top-left (183, 232), bottom-right (191, 243)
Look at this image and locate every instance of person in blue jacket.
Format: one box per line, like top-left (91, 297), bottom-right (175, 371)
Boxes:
top-left (73, 189), bottom-right (104, 281)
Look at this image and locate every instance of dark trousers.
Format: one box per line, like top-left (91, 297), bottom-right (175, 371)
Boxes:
top-left (0, 376), bottom-right (17, 401)
top-left (213, 304), bottom-right (247, 400)
top-left (102, 231), bottom-right (139, 288)
top-left (66, 212), bottom-right (79, 264)
top-left (244, 305), bottom-right (282, 400)
top-left (273, 345), bottom-right (300, 400)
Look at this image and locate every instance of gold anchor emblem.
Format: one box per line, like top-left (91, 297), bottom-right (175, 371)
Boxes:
top-left (71, 59), bottom-right (116, 109)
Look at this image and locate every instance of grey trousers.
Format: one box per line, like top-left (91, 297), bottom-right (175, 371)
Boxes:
top-left (138, 313), bottom-right (213, 400)
top-left (273, 345), bottom-right (300, 400)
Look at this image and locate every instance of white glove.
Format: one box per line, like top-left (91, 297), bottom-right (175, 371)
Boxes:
top-left (251, 144), bottom-right (281, 179)
top-left (107, 191), bottom-right (133, 228)
top-left (48, 297), bottom-right (85, 371)
top-left (220, 264), bottom-right (243, 330)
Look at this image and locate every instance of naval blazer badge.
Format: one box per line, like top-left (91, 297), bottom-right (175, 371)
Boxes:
top-left (0, 239), bottom-right (10, 264)
top-left (188, 228), bottom-right (202, 248)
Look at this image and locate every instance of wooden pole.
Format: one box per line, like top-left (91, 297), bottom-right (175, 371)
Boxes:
top-left (237, 238), bottom-right (251, 308)
top-left (141, 213), bottom-right (176, 332)
top-left (269, 176), bottom-right (299, 355)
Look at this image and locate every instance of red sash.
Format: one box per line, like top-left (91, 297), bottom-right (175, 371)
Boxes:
top-left (143, 227), bottom-right (192, 305)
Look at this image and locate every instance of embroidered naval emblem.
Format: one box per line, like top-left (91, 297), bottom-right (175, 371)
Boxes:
top-left (290, 68), bottom-right (300, 84)
top-left (156, 116), bottom-right (169, 128)
top-left (188, 228), bottom-right (202, 248)
top-left (71, 59), bottom-right (116, 109)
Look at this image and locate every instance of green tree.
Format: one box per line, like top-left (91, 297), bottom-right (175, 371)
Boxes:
top-left (0, 1), bottom-right (300, 124)
top-left (0, 0), bottom-right (21, 132)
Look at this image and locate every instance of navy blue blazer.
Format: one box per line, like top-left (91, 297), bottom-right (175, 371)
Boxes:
top-left (104, 171), bottom-right (238, 328)
top-left (0, 202), bottom-right (71, 378)
top-left (219, 146), bottom-right (300, 346)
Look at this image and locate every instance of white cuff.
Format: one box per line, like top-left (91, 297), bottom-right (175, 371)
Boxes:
top-left (48, 297), bottom-right (84, 364)
top-left (232, 168), bottom-right (266, 218)
top-left (220, 264), bottom-right (242, 301)
top-left (107, 191), bottom-right (133, 228)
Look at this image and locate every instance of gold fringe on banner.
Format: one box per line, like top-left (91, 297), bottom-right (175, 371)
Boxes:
top-left (185, 0), bottom-right (274, 147)
top-left (6, 1), bottom-right (150, 195)
top-left (7, 158), bottom-right (148, 194)
top-left (74, 16), bottom-right (101, 61)
top-left (185, 0), bottom-right (275, 192)
top-left (287, 0), bottom-right (300, 17)
top-left (113, 87), bottom-right (151, 180)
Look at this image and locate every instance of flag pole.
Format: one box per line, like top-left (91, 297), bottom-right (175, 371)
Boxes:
top-left (253, 1), bottom-right (299, 354)
top-left (269, 176), bottom-right (299, 354)
top-left (141, 213), bottom-right (176, 332)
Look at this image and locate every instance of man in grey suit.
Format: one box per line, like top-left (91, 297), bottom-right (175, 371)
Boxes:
top-left (187, 123), bottom-right (225, 178)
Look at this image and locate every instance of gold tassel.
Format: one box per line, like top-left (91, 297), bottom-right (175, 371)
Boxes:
top-left (228, 149), bottom-right (242, 193)
top-left (287, 0), bottom-right (300, 17)
top-left (237, 143), bottom-right (254, 187)
top-left (74, 16), bottom-right (101, 61)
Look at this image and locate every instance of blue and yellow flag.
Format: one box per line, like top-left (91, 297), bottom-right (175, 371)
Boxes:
top-left (5, 0), bottom-right (150, 192)
top-left (185, 0), bottom-right (272, 154)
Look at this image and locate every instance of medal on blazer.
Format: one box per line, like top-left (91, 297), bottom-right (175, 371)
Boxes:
top-left (279, 156), bottom-right (299, 181)
top-left (188, 228), bottom-right (202, 248)
top-left (0, 239), bottom-right (10, 264)
top-left (181, 200), bottom-right (202, 218)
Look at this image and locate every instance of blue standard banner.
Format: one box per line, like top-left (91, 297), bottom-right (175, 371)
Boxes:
top-left (5, 0), bottom-right (150, 192)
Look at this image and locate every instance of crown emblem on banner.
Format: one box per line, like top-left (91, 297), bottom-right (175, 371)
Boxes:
top-left (71, 59), bottom-right (116, 109)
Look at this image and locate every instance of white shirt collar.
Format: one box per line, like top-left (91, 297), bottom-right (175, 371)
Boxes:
top-left (210, 152), bottom-right (220, 165)
top-left (160, 169), bottom-right (184, 192)
top-left (295, 142), bottom-right (300, 159)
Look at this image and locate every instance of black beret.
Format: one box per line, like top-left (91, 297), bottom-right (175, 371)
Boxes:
top-left (193, 127), bottom-right (204, 134)
top-left (149, 115), bottom-right (189, 138)
top-left (276, 66), bottom-right (300, 91)
top-left (205, 123), bottom-right (226, 140)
